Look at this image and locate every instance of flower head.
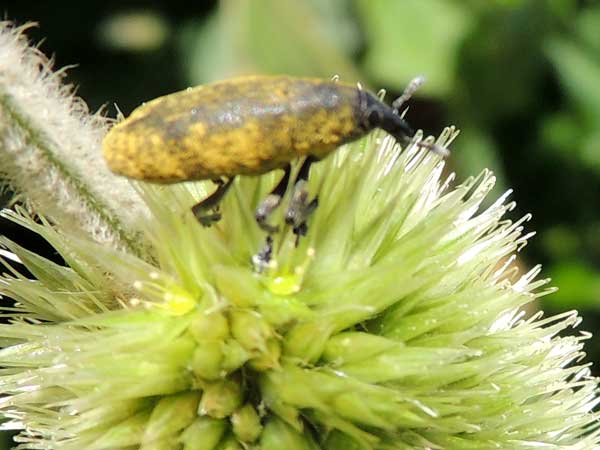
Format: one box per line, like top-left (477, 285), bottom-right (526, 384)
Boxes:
top-left (1, 122), bottom-right (599, 450)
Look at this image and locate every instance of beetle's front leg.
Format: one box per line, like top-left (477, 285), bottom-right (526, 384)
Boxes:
top-left (191, 177), bottom-right (234, 226)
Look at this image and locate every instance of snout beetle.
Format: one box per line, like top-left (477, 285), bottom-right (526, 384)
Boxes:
top-left (103, 75), bottom-right (447, 234)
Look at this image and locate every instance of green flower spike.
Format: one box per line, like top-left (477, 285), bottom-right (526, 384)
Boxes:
top-left (1, 124), bottom-right (600, 449)
top-left (1, 21), bottom-right (600, 450)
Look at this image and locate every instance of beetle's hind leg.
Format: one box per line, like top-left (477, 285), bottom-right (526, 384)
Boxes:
top-left (255, 164), bottom-right (291, 233)
top-left (285, 156), bottom-right (319, 244)
top-left (191, 177), bottom-right (234, 226)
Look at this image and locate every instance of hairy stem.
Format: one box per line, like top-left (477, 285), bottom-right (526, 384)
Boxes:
top-left (0, 22), bottom-right (150, 258)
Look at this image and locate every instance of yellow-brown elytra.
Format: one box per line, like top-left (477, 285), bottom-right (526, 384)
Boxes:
top-left (102, 75), bottom-right (448, 234)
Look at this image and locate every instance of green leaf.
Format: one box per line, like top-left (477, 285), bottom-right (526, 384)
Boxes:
top-left (545, 262), bottom-right (600, 309)
top-left (576, 5), bottom-right (600, 54)
top-left (355, 0), bottom-right (473, 95)
top-left (182, 0), bottom-right (362, 85)
top-left (545, 36), bottom-right (600, 126)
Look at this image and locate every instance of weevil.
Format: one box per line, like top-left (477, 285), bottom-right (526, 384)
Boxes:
top-left (102, 75), bottom-right (447, 233)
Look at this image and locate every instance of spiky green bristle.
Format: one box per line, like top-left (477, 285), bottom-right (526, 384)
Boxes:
top-left (1, 129), bottom-right (599, 449)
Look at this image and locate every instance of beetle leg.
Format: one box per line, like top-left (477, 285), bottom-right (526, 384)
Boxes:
top-left (291, 197), bottom-right (318, 246)
top-left (252, 235), bottom-right (274, 272)
top-left (255, 164), bottom-right (291, 233)
top-left (285, 156), bottom-right (319, 242)
top-left (191, 177), bottom-right (234, 226)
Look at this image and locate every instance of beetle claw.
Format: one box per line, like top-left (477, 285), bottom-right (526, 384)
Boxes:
top-left (256, 194), bottom-right (283, 233)
top-left (286, 180), bottom-right (318, 229)
top-left (252, 235), bottom-right (274, 272)
top-left (196, 212), bottom-right (222, 227)
top-left (190, 178), bottom-right (234, 226)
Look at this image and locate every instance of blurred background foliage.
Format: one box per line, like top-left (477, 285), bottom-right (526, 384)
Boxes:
top-left (1, 0), bottom-right (599, 445)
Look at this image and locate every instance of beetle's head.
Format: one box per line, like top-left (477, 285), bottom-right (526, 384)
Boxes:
top-left (358, 90), bottom-right (415, 144)
top-left (357, 89), bottom-right (449, 157)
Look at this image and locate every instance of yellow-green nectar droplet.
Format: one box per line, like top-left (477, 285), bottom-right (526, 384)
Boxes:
top-left (162, 289), bottom-right (196, 315)
top-left (267, 273), bottom-right (301, 296)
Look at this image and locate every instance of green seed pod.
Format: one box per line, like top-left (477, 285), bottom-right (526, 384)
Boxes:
top-left (220, 339), bottom-right (250, 372)
top-left (213, 266), bottom-right (263, 308)
top-left (322, 430), bottom-right (365, 450)
top-left (322, 331), bottom-right (399, 364)
top-left (284, 321), bottom-right (334, 363)
top-left (142, 392), bottom-right (201, 444)
top-left (190, 344), bottom-right (224, 381)
top-left (199, 378), bottom-right (243, 419)
top-left (215, 436), bottom-right (243, 450)
top-left (248, 337), bottom-right (281, 372)
top-left (180, 417), bottom-right (226, 450)
top-left (231, 403), bottom-right (263, 443)
top-left (140, 436), bottom-right (181, 450)
top-left (229, 309), bottom-right (273, 354)
top-left (188, 311), bottom-right (229, 343)
top-left (260, 417), bottom-right (317, 450)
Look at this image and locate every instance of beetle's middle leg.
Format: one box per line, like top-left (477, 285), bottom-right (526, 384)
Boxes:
top-left (253, 158), bottom-right (318, 269)
top-left (253, 165), bottom-right (291, 271)
top-left (191, 177), bottom-right (234, 226)
top-left (255, 164), bottom-right (291, 233)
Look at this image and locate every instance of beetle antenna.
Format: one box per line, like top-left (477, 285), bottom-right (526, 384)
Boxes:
top-left (392, 75), bottom-right (426, 114)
